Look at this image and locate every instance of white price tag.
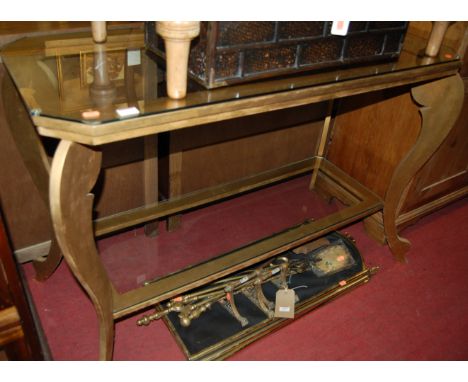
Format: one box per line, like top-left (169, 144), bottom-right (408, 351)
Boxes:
top-left (274, 288), bottom-right (296, 319)
top-left (239, 276), bottom-right (249, 284)
top-left (127, 49), bottom-right (141, 66)
top-left (116, 106), bottom-right (140, 119)
top-left (331, 21), bottom-right (350, 36)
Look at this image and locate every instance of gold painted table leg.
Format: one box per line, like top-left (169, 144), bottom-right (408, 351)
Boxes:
top-left (309, 101), bottom-right (334, 190)
top-left (166, 131), bottom-right (183, 232)
top-left (384, 74), bottom-right (465, 262)
top-left (49, 140), bottom-right (118, 360)
top-left (143, 135), bottom-right (159, 237)
top-left (32, 240), bottom-right (62, 281)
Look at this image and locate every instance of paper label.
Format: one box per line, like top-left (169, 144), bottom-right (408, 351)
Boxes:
top-left (127, 49), bottom-right (141, 66)
top-left (239, 276), bottom-right (249, 284)
top-left (116, 106), bottom-right (140, 118)
top-left (274, 288), bottom-right (295, 319)
top-left (331, 21), bottom-right (350, 36)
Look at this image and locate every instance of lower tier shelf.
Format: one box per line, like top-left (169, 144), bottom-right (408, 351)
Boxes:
top-left (113, 158), bottom-right (382, 318)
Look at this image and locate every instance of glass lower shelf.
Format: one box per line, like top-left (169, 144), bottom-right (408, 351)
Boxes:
top-left (113, 158), bottom-right (382, 318)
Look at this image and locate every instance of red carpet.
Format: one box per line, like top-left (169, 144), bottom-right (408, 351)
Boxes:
top-left (22, 176), bottom-right (468, 360)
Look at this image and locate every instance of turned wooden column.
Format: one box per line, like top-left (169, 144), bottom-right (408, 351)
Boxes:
top-left (89, 44), bottom-right (117, 111)
top-left (156, 21), bottom-right (200, 99)
top-left (91, 21), bottom-right (107, 43)
top-left (425, 21), bottom-right (450, 57)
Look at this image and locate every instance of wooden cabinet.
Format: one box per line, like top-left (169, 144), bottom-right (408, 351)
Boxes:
top-left (401, 28), bottom-right (468, 219)
top-left (400, 83), bottom-right (467, 222)
top-left (326, 22), bottom-right (468, 242)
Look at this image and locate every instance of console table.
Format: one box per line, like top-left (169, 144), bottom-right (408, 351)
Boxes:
top-left (1, 27), bottom-right (463, 360)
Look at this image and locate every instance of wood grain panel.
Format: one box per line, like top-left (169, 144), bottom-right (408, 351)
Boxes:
top-left (94, 139), bottom-right (146, 218)
top-left (401, 81), bottom-right (468, 213)
top-left (167, 103), bottom-right (328, 195)
top-left (407, 21), bottom-right (468, 57)
top-left (0, 65), bottom-right (51, 249)
top-left (328, 24), bottom-right (468, 237)
top-left (327, 87), bottom-right (421, 199)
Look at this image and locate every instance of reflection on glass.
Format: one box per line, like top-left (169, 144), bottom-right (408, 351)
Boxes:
top-left (98, 175), bottom-right (346, 293)
top-left (87, 44), bottom-right (117, 120)
top-left (1, 27), bottom-right (459, 125)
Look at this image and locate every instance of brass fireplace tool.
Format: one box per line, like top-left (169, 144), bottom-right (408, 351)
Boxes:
top-left (137, 236), bottom-right (357, 329)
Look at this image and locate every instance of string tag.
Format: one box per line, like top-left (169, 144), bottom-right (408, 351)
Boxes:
top-left (274, 288), bottom-right (296, 319)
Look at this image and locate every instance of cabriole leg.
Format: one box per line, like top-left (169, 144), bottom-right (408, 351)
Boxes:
top-left (384, 74), bottom-right (464, 262)
top-left (49, 140), bottom-right (118, 360)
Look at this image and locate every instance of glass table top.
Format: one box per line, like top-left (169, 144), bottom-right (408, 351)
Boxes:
top-left (1, 26), bottom-right (460, 125)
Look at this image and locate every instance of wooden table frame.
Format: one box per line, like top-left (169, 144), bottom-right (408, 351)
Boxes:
top-left (2, 42), bottom-right (464, 359)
